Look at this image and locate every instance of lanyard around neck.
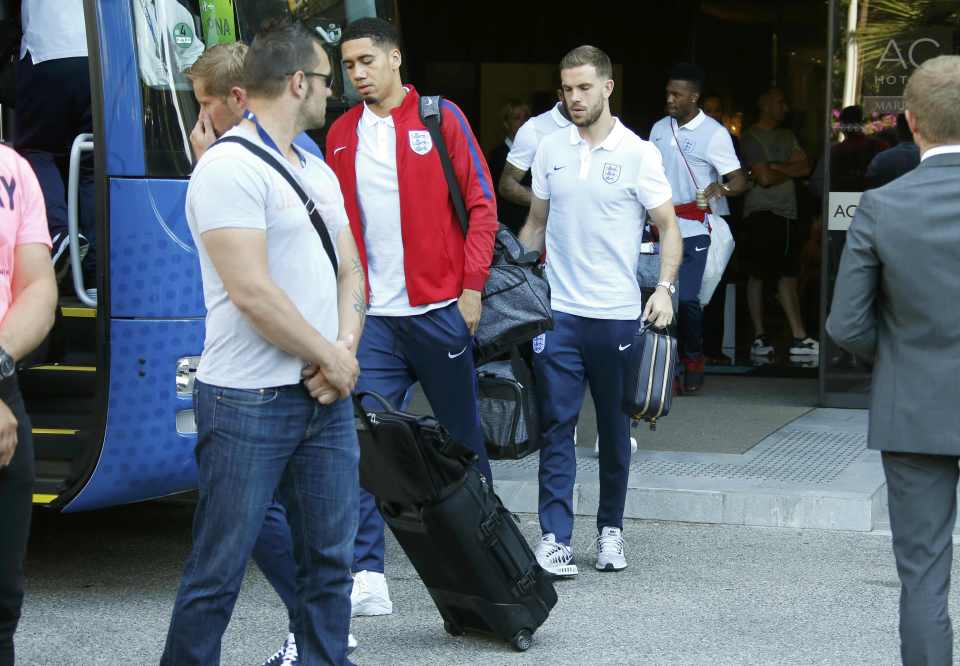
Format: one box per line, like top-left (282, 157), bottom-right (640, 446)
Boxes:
top-left (243, 110), bottom-right (305, 168)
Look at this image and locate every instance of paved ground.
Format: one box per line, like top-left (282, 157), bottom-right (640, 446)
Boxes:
top-left (16, 498), bottom-right (960, 665)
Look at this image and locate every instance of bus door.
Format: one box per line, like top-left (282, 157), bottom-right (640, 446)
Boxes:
top-left (23, 0), bottom-right (392, 512)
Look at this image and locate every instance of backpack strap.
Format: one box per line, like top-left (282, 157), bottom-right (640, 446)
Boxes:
top-left (419, 95), bottom-right (469, 237)
top-left (216, 135), bottom-right (338, 274)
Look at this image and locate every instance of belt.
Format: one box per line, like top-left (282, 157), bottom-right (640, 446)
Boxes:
top-left (674, 201), bottom-right (707, 223)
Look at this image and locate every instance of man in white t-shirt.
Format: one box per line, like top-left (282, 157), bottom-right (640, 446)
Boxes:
top-left (520, 45), bottom-right (682, 576)
top-left (161, 20), bottom-right (363, 666)
top-left (498, 92), bottom-right (571, 217)
top-left (14, 0), bottom-right (95, 284)
top-left (649, 64), bottom-right (747, 393)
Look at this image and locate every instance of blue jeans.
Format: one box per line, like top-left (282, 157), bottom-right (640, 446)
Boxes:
top-left (533, 312), bottom-right (635, 545)
top-left (678, 234), bottom-right (711, 360)
top-left (161, 381), bottom-right (358, 666)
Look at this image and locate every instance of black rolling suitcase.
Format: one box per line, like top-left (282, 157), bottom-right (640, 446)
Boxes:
top-left (378, 468), bottom-right (557, 652)
top-left (354, 392), bottom-right (557, 651)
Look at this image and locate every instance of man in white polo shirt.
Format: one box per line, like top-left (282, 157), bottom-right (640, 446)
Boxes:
top-left (520, 45), bottom-right (682, 575)
top-left (498, 91), bottom-right (571, 213)
top-left (649, 63), bottom-right (748, 393)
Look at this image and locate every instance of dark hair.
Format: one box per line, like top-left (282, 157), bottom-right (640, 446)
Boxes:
top-left (341, 16), bottom-right (401, 51)
top-left (243, 17), bottom-right (324, 99)
top-left (839, 105), bottom-right (864, 126)
top-left (560, 45), bottom-right (613, 80)
top-left (895, 112), bottom-right (913, 142)
top-left (668, 63), bottom-right (705, 93)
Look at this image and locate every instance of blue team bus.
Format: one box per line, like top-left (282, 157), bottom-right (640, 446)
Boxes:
top-left (23, 0), bottom-right (394, 511)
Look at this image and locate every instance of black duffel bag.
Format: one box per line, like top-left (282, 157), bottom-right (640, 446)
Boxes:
top-left (622, 322), bottom-right (678, 431)
top-left (477, 345), bottom-right (541, 460)
top-left (354, 391), bottom-right (477, 506)
top-left (420, 95), bottom-right (553, 365)
top-left (474, 226), bottom-right (551, 364)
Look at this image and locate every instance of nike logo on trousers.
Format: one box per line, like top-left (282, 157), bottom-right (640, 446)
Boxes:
top-left (448, 345), bottom-right (469, 359)
top-left (619, 344), bottom-right (632, 351)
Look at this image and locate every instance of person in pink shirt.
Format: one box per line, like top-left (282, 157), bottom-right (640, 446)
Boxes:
top-left (0, 144), bottom-right (58, 666)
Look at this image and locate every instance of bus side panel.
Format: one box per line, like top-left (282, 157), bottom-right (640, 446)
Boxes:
top-left (96, 0), bottom-right (146, 176)
top-left (64, 319), bottom-right (202, 512)
top-left (109, 179), bottom-right (205, 318)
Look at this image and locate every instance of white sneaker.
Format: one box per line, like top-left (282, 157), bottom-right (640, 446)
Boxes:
top-left (534, 533), bottom-right (578, 577)
top-left (751, 334), bottom-right (774, 355)
top-left (593, 435), bottom-right (638, 457)
top-left (347, 632), bottom-right (357, 655)
top-left (351, 570), bottom-right (393, 617)
top-left (595, 526), bottom-right (627, 572)
top-left (260, 633), bottom-right (298, 666)
top-left (788, 337), bottom-right (819, 356)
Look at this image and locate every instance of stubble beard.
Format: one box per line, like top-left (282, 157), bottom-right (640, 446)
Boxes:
top-left (573, 100), bottom-right (604, 128)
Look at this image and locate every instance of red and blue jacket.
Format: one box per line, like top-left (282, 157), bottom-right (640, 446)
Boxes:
top-left (325, 86), bottom-right (498, 306)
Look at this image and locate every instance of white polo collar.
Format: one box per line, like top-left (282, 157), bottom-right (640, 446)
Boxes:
top-left (361, 102), bottom-right (395, 128)
top-left (921, 144), bottom-right (960, 162)
top-left (676, 109), bottom-right (706, 131)
top-left (567, 117), bottom-right (626, 151)
top-left (551, 102), bottom-right (572, 129)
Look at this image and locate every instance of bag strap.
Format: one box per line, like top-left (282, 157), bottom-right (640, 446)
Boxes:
top-left (216, 135), bottom-right (338, 274)
top-left (669, 118), bottom-right (701, 191)
top-left (419, 95), bottom-right (469, 238)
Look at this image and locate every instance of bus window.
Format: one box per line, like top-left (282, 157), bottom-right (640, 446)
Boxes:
top-left (131, 0), bottom-right (395, 178)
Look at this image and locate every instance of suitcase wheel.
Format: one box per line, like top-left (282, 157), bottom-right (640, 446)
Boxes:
top-left (511, 629), bottom-right (533, 652)
top-left (443, 621), bottom-right (465, 637)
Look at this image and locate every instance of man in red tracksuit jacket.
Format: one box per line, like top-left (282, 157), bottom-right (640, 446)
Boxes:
top-left (327, 17), bottom-right (497, 620)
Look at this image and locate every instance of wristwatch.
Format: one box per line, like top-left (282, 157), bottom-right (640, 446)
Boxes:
top-left (0, 346), bottom-right (14, 380)
top-left (656, 281), bottom-right (676, 295)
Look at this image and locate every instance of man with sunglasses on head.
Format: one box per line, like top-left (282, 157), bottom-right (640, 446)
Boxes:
top-left (161, 18), bottom-right (364, 666)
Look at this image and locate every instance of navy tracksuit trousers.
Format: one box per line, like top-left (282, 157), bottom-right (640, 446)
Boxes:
top-left (533, 311), bottom-right (636, 546)
top-left (677, 235), bottom-right (711, 360)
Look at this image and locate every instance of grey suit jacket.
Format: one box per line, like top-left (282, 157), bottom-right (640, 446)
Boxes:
top-left (826, 152), bottom-right (960, 455)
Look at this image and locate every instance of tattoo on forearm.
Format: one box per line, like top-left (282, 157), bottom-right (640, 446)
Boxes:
top-left (351, 257), bottom-right (366, 328)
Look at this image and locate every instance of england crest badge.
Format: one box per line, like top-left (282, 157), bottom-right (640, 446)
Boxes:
top-left (601, 162), bottom-right (622, 184)
top-left (532, 333), bottom-right (546, 354)
top-left (409, 130), bottom-right (433, 155)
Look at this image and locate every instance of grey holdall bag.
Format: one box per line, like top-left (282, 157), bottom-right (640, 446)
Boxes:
top-left (419, 95), bottom-right (553, 365)
top-left (622, 322), bottom-right (678, 431)
top-left (477, 346), bottom-right (541, 460)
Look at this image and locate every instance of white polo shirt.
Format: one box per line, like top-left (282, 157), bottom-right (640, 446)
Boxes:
top-left (649, 110), bottom-right (740, 238)
top-left (356, 102), bottom-right (453, 316)
top-left (506, 102), bottom-right (571, 172)
top-left (20, 0), bottom-right (88, 63)
top-left (531, 119), bottom-right (673, 320)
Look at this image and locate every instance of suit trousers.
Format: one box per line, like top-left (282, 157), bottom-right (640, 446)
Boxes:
top-left (883, 451), bottom-right (958, 666)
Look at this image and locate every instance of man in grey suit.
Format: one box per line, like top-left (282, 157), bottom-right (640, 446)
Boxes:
top-left (827, 55), bottom-right (960, 666)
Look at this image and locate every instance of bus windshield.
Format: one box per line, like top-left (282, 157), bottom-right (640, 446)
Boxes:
top-left (131, 0), bottom-right (393, 177)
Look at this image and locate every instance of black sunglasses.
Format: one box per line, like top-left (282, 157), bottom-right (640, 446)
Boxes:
top-left (287, 70), bottom-right (333, 89)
